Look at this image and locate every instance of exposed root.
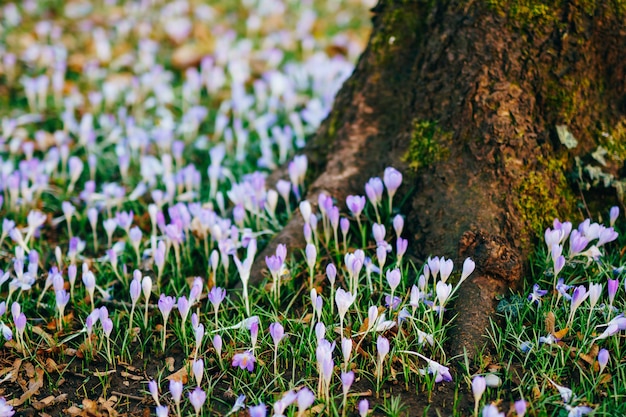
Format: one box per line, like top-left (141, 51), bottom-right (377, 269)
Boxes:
top-left (449, 230), bottom-right (523, 360)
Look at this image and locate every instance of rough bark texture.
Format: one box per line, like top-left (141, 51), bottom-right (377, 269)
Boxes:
top-left (252, 0), bottom-right (626, 363)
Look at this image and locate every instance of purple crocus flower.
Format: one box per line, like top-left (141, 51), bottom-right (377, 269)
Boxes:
top-left (208, 286), bottom-right (226, 327)
top-left (608, 278), bottom-right (619, 307)
top-left (265, 255), bottom-right (282, 274)
top-left (249, 403), bottom-right (266, 417)
top-left (528, 284), bottom-right (548, 306)
top-left (148, 380), bottom-right (160, 405)
top-left (393, 215), bottom-right (404, 237)
top-left (158, 295), bottom-right (175, 321)
top-left (568, 285), bottom-right (589, 325)
top-left (169, 379), bottom-right (183, 411)
top-left (340, 218), bottom-right (350, 235)
top-left (597, 226), bottom-right (618, 247)
top-left (372, 223), bottom-right (386, 245)
top-left (461, 257), bottom-right (476, 282)
top-left (598, 348), bottom-right (609, 373)
top-left (232, 350), bottom-right (256, 372)
top-left (386, 268), bottom-right (401, 291)
top-left (482, 404), bottom-right (505, 417)
top-left (396, 237), bottom-right (409, 259)
top-left (55, 289), bottom-right (70, 322)
top-left (177, 296), bottom-right (190, 324)
top-left (610, 206), bottom-right (619, 227)
top-left (115, 210), bottom-right (134, 232)
top-left (346, 195), bottom-right (366, 218)
top-left (569, 230), bottom-right (589, 257)
top-left (365, 177), bottom-right (384, 207)
top-left (341, 371), bottom-right (355, 394)
top-left (188, 387), bottom-right (206, 416)
top-left (383, 167), bottom-right (403, 195)
top-left (155, 405), bottom-right (168, 417)
top-left (296, 388), bottom-right (315, 414)
top-left (0, 396), bottom-right (15, 417)
top-left (359, 399), bottom-right (369, 417)
top-left (212, 332), bottom-right (223, 353)
top-left (377, 336), bottom-right (390, 364)
top-left (269, 322), bottom-right (285, 346)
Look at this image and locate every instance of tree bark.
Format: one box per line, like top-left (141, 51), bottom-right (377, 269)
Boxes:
top-left (252, 0), bottom-right (626, 360)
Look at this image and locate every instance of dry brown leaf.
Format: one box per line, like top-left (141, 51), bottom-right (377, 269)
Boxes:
top-left (166, 362), bottom-right (189, 384)
top-left (32, 395), bottom-right (56, 410)
top-left (8, 366), bottom-right (44, 407)
top-left (171, 44), bottom-right (208, 69)
top-left (65, 405), bottom-right (83, 416)
top-left (93, 369), bottom-right (116, 377)
top-left (99, 395), bottom-right (119, 417)
top-left (545, 312), bottom-right (555, 335)
top-left (532, 385), bottom-right (542, 400)
top-left (24, 362), bottom-right (35, 379)
top-left (553, 328), bottom-right (569, 340)
top-left (45, 357), bottom-right (67, 374)
top-left (82, 398), bottom-right (100, 415)
top-left (165, 357), bottom-right (175, 372)
top-left (120, 371), bottom-right (143, 381)
top-left (358, 318), bottom-right (369, 333)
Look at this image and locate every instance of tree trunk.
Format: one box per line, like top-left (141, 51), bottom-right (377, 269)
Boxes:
top-left (253, 0), bottom-right (626, 360)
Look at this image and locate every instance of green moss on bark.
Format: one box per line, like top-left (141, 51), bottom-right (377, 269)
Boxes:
top-left (369, 0), bottom-right (433, 66)
top-left (403, 120), bottom-right (451, 171)
top-left (486, 0), bottom-right (626, 29)
top-left (515, 156), bottom-right (576, 239)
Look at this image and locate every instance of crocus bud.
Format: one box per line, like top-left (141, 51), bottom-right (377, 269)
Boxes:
top-left (305, 244), bottom-right (317, 271)
top-left (341, 337), bottom-right (352, 365)
top-left (392, 215), bottom-right (404, 237)
top-left (472, 375), bottom-right (486, 406)
top-left (386, 268), bottom-right (401, 292)
top-left (213, 334), bottom-right (222, 358)
top-left (148, 380), bottom-right (160, 406)
top-left (608, 278), bottom-right (619, 306)
top-left (610, 206), bottom-right (619, 227)
top-left (383, 167), bottom-right (402, 198)
top-left (359, 399), bottom-right (369, 417)
top-left (326, 263), bottom-right (337, 285)
top-left (192, 358), bottom-right (204, 387)
top-left (461, 258), bottom-right (476, 282)
top-left (269, 322), bottom-right (285, 346)
top-left (169, 379), bottom-right (183, 407)
top-left (341, 371), bottom-right (355, 394)
top-left (598, 348), bottom-right (609, 374)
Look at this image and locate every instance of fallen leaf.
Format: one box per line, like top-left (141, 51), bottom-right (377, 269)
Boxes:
top-left (32, 395), bottom-right (58, 410)
top-left (171, 44), bottom-right (209, 69)
top-left (166, 362), bottom-right (189, 384)
top-left (120, 371), bottom-right (143, 381)
top-left (65, 405), bottom-right (83, 416)
top-left (546, 312), bottom-right (555, 335)
top-left (93, 369), bottom-right (116, 377)
top-left (165, 357), bottom-right (175, 372)
top-left (8, 366), bottom-right (44, 407)
top-left (99, 395), bottom-right (119, 416)
top-left (553, 328), bottom-right (569, 340)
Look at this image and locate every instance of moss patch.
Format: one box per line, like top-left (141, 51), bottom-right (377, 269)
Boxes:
top-left (368, 0), bottom-right (432, 66)
top-left (515, 156), bottom-right (576, 239)
top-left (403, 120), bottom-right (451, 172)
top-left (485, 0), bottom-right (626, 33)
